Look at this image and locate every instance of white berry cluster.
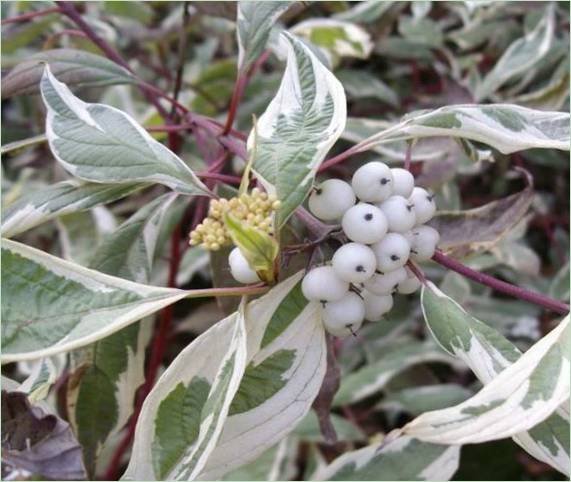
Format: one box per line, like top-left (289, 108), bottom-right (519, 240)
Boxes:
top-left (302, 162), bottom-right (440, 338)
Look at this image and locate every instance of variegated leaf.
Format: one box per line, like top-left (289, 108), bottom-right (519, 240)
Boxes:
top-left (251, 32), bottom-right (346, 227)
top-left (418, 282), bottom-right (570, 475)
top-left (290, 19), bottom-right (373, 66)
top-left (17, 355), bottom-right (66, 403)
top-left (1, 180), bottom-right (143, 238)
top-left (313, 435), bottom-right (460, 481)
top-left (236, 1), bottom-right (291, 72)
top-left (197, 272), bottom-right (327, 480)
top-left (66, 194), bottom-right (177, 475)
top-left (123, 307), bottom-right (248, 480)
top-left (475, 5), bottom-right (555, 101)
top-left (40, 65), bottom-right (212, 196)
top-left (1, 238), bottom-right (188, 363)
top-left (357, 104), bottom-right (570, 154)
top-left (333, 341), bottom-right (456, 406)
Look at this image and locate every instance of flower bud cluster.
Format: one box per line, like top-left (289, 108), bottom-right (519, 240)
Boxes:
top-left (189, 188), bottom-right (281, 251)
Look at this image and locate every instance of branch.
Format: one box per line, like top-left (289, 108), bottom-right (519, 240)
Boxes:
top-left (1, 6), bottom-right (60, 25)
top-left (432, 250), bottom-right (569, 315)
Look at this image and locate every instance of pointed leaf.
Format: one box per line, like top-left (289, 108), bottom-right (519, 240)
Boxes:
top-left (419, 282), bottom-right (570, 474)
top-left (1, 180), bottom-right (143, 238)
top-left (313, 435), bottom-right (460, 481)
top-left (251, 32), bottom-right (346, 227)
top-left (1, 238), bottom-right (188, 363)
top-left (40, 65), bottom-right (212, 196)
top-left (2, 48), bottom-right (135, 99)
top-left (123, 307), bottom-right (248, 480)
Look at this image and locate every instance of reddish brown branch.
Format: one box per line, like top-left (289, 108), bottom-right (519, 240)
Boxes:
top-left (432, 250), bottom-right (569, 315)
top-left (1, 6), bottom-right (60, 24)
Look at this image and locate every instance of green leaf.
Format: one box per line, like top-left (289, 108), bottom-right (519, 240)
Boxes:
top-left (1, 238), bottom-right (188, 363)
top-left (123, 308), bottom-right (248, 480)
top-left (236, 1), bottom-right (291, 72)
top-left (336, 70), bottom-right (398, 107)
top-left (358, 104), bottom-right (570, 154)
top-left (66, 194), bottom-right (176, 475)
top-left (224, 212), bottom-right (278, 283)
top-left (291, 19), bottom-right (373, 65)
top-left (1, 180), bottom-right (143, 238)
top-left (251, 32), bottom-right (346, 227)
top-left (1, 49), bottom-right (135, 99)
top-left (197, 272), bottom-right (326, 480)
top-left (475, 5), bottom-right (555, 100)
top-left (550, 261), bottom-right (570, 302)
top-left (1, 133), bottom-right (47, 155)
top-left (40, 65), bottom-right (212, 196)
top-left (334, 0), bottom-right (396, 24)
top-left (404, 314), bottom-right (570, 445)
top-left (333, 341), bottom-right (455, 406)
top-left (294, 411), bottom-right (364, 442)
top-left (314, 435), bottom-right (460, 481)
top-left (420, 282), bottom-right (570, 475)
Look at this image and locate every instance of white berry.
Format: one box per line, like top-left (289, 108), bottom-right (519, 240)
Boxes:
top-left (229, 248), bottom-right (260, 284)
top-left (377, 195), bottom-right (416, 232)
top-left (391, 168), bottom-right (414, 198)
top-left (363, 291), bottom-right (394, 321)
top-left (397, 275), bottom-right (421, 294)
top-left (342, 203), bottom-right (388, 244)
top-left (406, 225), bottom-right (440, 261)
top-left (322, 292), bottom-right (365, 338)
top-left (363, 267), bottom-right (408, 295)
top-left (351, 162), bottom-right (394, 202)
top-left (409, 187), bottom-right (436, 224)
top-left (372, 233), bottom-right (411, 272)
top-left (302, 266), bottom-right (349, 302)
top-left (308, 179), bottom-right (356, 221)
top-left (332, 243), bottom-right (377, 283)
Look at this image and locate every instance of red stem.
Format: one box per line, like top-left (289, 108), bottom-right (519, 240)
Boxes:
top-left (432, 250), bottom-right (569, 315)
top-left (1, 6), bottom-right (60, 24)
top-left (318, 144), bottom-right (363, 172)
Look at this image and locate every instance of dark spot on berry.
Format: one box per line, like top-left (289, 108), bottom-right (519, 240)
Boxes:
top-left (406, 203), bottom-right (414, 211)
top-left (364, 213), bottom-right (373, 221)
top-left (315, 188), bottom-right (322, 195)
top-left (356, 265), bottom-right (365, 272)
top-left (390, 254), bottom-right (400, 261)
top-left (411, 249), bottom-right (418, 254)
top-left (375, 269), bottom-right (384, 275)
top-left (427, 193), bottom-right (435, 202)
top-left (380, 178), bottom-right (390, 185)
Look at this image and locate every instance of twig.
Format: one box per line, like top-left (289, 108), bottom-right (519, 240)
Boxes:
top-left (318, 144), bottom-right (364, 172)
top-left (406, 260), bottom-right (427, 284)
top-left (1, 6), bottom-right (60, 25)
top-left (432, 250), bottom-right (570, 315)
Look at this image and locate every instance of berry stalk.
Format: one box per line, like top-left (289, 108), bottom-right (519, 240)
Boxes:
top-left (432, 250), bottom-right (569, 315)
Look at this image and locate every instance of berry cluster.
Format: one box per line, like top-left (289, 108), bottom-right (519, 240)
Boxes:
top-left (189, 188), bottom-right (281, 250)
top-left (302, 162), bottom-right (439, 338)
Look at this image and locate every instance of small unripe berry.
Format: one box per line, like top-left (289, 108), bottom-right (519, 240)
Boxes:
top-left (363, 291), bottom-right (394, 321)
top-left (390, 168), bottom-right (414, 198)
top-left (322, 292), bottom-right (365, 338)
top-left (342, 203), bottom-right (388, 244)
top-left (372, 233), bottom-right (411, 272)
top-left (332, 243), bottom-right (377, 283)
top-left (308, 179), bottom-right (356, 221)
top-left (351, 162), bottom-right (394, 202)
top-left (302, 266), bottom-right (349, 302)
top-left (377, 195), bottom-right (416, 232)
top-left (405, 225), bottom-right (440, 261)
top-left (228, 248), bottom-right (260, 284)
top-left (409, 187), bottom-right (436, 225)
top-left (397, 275), bottom-right (421, 294)
top-left (363, 267), bottom-right (408, 295)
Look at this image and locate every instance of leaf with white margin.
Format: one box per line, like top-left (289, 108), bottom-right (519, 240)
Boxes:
top-left (17, 355), bottom-right (66, 403)
top-left (313, 435), bottom-right (460, 481)
top-left (123, 307), bottom-right (247, 480)
top-left (417, 282), bottom-right (570, 475)
top-left (358, 104), bottom-right (570, 154)
top-left (290, 19), bottom-right (373, 66)
top-left (1, 238), bottom-right (188, 363)
top-left (250, 32), bottom-right (346, 227)
top-left (237, 1), bottom-right (292, 72)
top-left (1, 180), bottom-right (143, 238)
top-left (475, 5), bottom-right (554, 101)
top-left (333, 341), bottom-right (457, 406)
top-left (40, 65), bottom-right (212, 197)
top-left (66, 193), bottom-right (176, 475)
top-left (196, 272), bottom-right (326, 480)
